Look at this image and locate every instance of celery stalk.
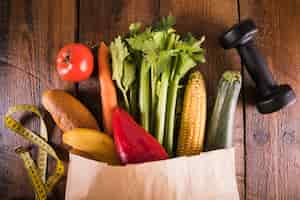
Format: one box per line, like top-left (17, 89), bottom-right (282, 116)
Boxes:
top-left (150, 65), bottom-right (157, 134)
top-left (164, 54), bottom-right (197, 155)
top-left (155, 33), bottom-right (176, 144)
top-left (164, 78), bottom-right (179, 155)
top-left (155, 68), bottom-right (170, 144)
top-left (139, 59), bottom-right (151, 131)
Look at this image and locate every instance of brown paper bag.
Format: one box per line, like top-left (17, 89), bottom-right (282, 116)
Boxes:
top-left (65, 148), bottom-right (239, 200)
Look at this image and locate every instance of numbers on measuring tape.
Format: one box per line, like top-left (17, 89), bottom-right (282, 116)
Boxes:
top-left (4, 105), bottom-right (64, 200)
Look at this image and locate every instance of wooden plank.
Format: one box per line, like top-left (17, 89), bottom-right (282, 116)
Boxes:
top-left (0, 0), bottom-right (76, 199)
top-left (240, 0), bottom-right (300, 199)
top-left (159, 0), bottom-right (245, 197)
top-left (78, 0), bottom-right (159, 126)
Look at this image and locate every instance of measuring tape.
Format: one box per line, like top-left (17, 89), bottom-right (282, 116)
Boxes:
top-left (4, 105), bottom-right (64, 200)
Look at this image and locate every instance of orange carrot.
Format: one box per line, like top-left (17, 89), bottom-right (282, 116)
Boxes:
top-left (98, 42), bottom-right (118, 135)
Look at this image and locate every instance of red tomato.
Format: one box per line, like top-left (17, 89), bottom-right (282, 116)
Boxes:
top-left (56, 43), bottom-right (94, 82)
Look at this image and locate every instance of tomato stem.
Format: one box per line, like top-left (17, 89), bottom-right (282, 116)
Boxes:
top-left (64, 51), bottom-right (71, 64)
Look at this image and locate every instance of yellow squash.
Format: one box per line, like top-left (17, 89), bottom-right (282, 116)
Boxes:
top-left (176, 71), bottom-right (207, 156)
top-left (63, 128), bottom-right (120, 165)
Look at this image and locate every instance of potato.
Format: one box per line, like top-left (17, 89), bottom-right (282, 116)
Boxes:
top-left (42, 89), bottom-right (99, 132)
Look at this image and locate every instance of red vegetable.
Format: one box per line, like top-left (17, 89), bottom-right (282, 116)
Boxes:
top-left (112, 107), bottom-right (168, 164)
top-left (56, 43), bottom-right (94, 82)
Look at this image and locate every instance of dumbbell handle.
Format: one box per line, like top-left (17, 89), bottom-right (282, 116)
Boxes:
top-left (237, 40), bottom-right (276, 96)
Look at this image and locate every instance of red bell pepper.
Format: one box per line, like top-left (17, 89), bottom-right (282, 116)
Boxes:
top-left (112, 107), bottom-right (168, 164)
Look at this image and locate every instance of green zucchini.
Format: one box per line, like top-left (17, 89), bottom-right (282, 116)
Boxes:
top-left (205, 71), bottom-right (241, 151)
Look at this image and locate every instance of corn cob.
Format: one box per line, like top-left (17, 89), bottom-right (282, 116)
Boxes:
top-left (176, 71), bottom-right (207, 156)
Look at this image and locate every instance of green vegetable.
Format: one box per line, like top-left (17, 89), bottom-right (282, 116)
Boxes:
top-left (129, 22), bottom-right (142, 35)
top-left (110, 16), bottom-right (205, 154)
top-left (153, 15), bottom-right (176, 31)
top-left (205, 71), bottom-right (241, 150)
top-left (129, 77), bottom-right (139, 119)
top-left (126, 19), bottom-right (177, 133)
top-left (164, 35), bottom-right (205, 155)
top-left (110, 37), bottom-right (132, 111)
top-left (139, 59), bottom-right (151, 131)
top-left (126, 29), bottom-right (152, 131)
top-left (154, 33), bottom-right (177, 144)
top-left (164, 54), bottom-right (195, 155)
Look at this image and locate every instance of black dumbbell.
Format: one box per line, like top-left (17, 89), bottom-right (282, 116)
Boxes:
top-left (220, 19), bottom-right (296, 114)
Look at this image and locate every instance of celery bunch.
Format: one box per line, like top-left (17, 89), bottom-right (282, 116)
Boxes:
top-left (110, 16), bottom-right (205, 155)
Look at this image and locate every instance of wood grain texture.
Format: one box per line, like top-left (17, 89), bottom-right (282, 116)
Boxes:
top-left (159, 0), bottom-right (245, 197)
top-left (240, 0), bottom-right (300, 199)
top-left (5, 0), bottom-right (300, 199)
top-left (78, 0), bottom-right (160, 128)
top-left (0, 0), bottom-right (76, 199)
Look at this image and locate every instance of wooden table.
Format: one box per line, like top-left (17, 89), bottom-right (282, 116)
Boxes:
top-left (1, 0), bottom-right (299, 199)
